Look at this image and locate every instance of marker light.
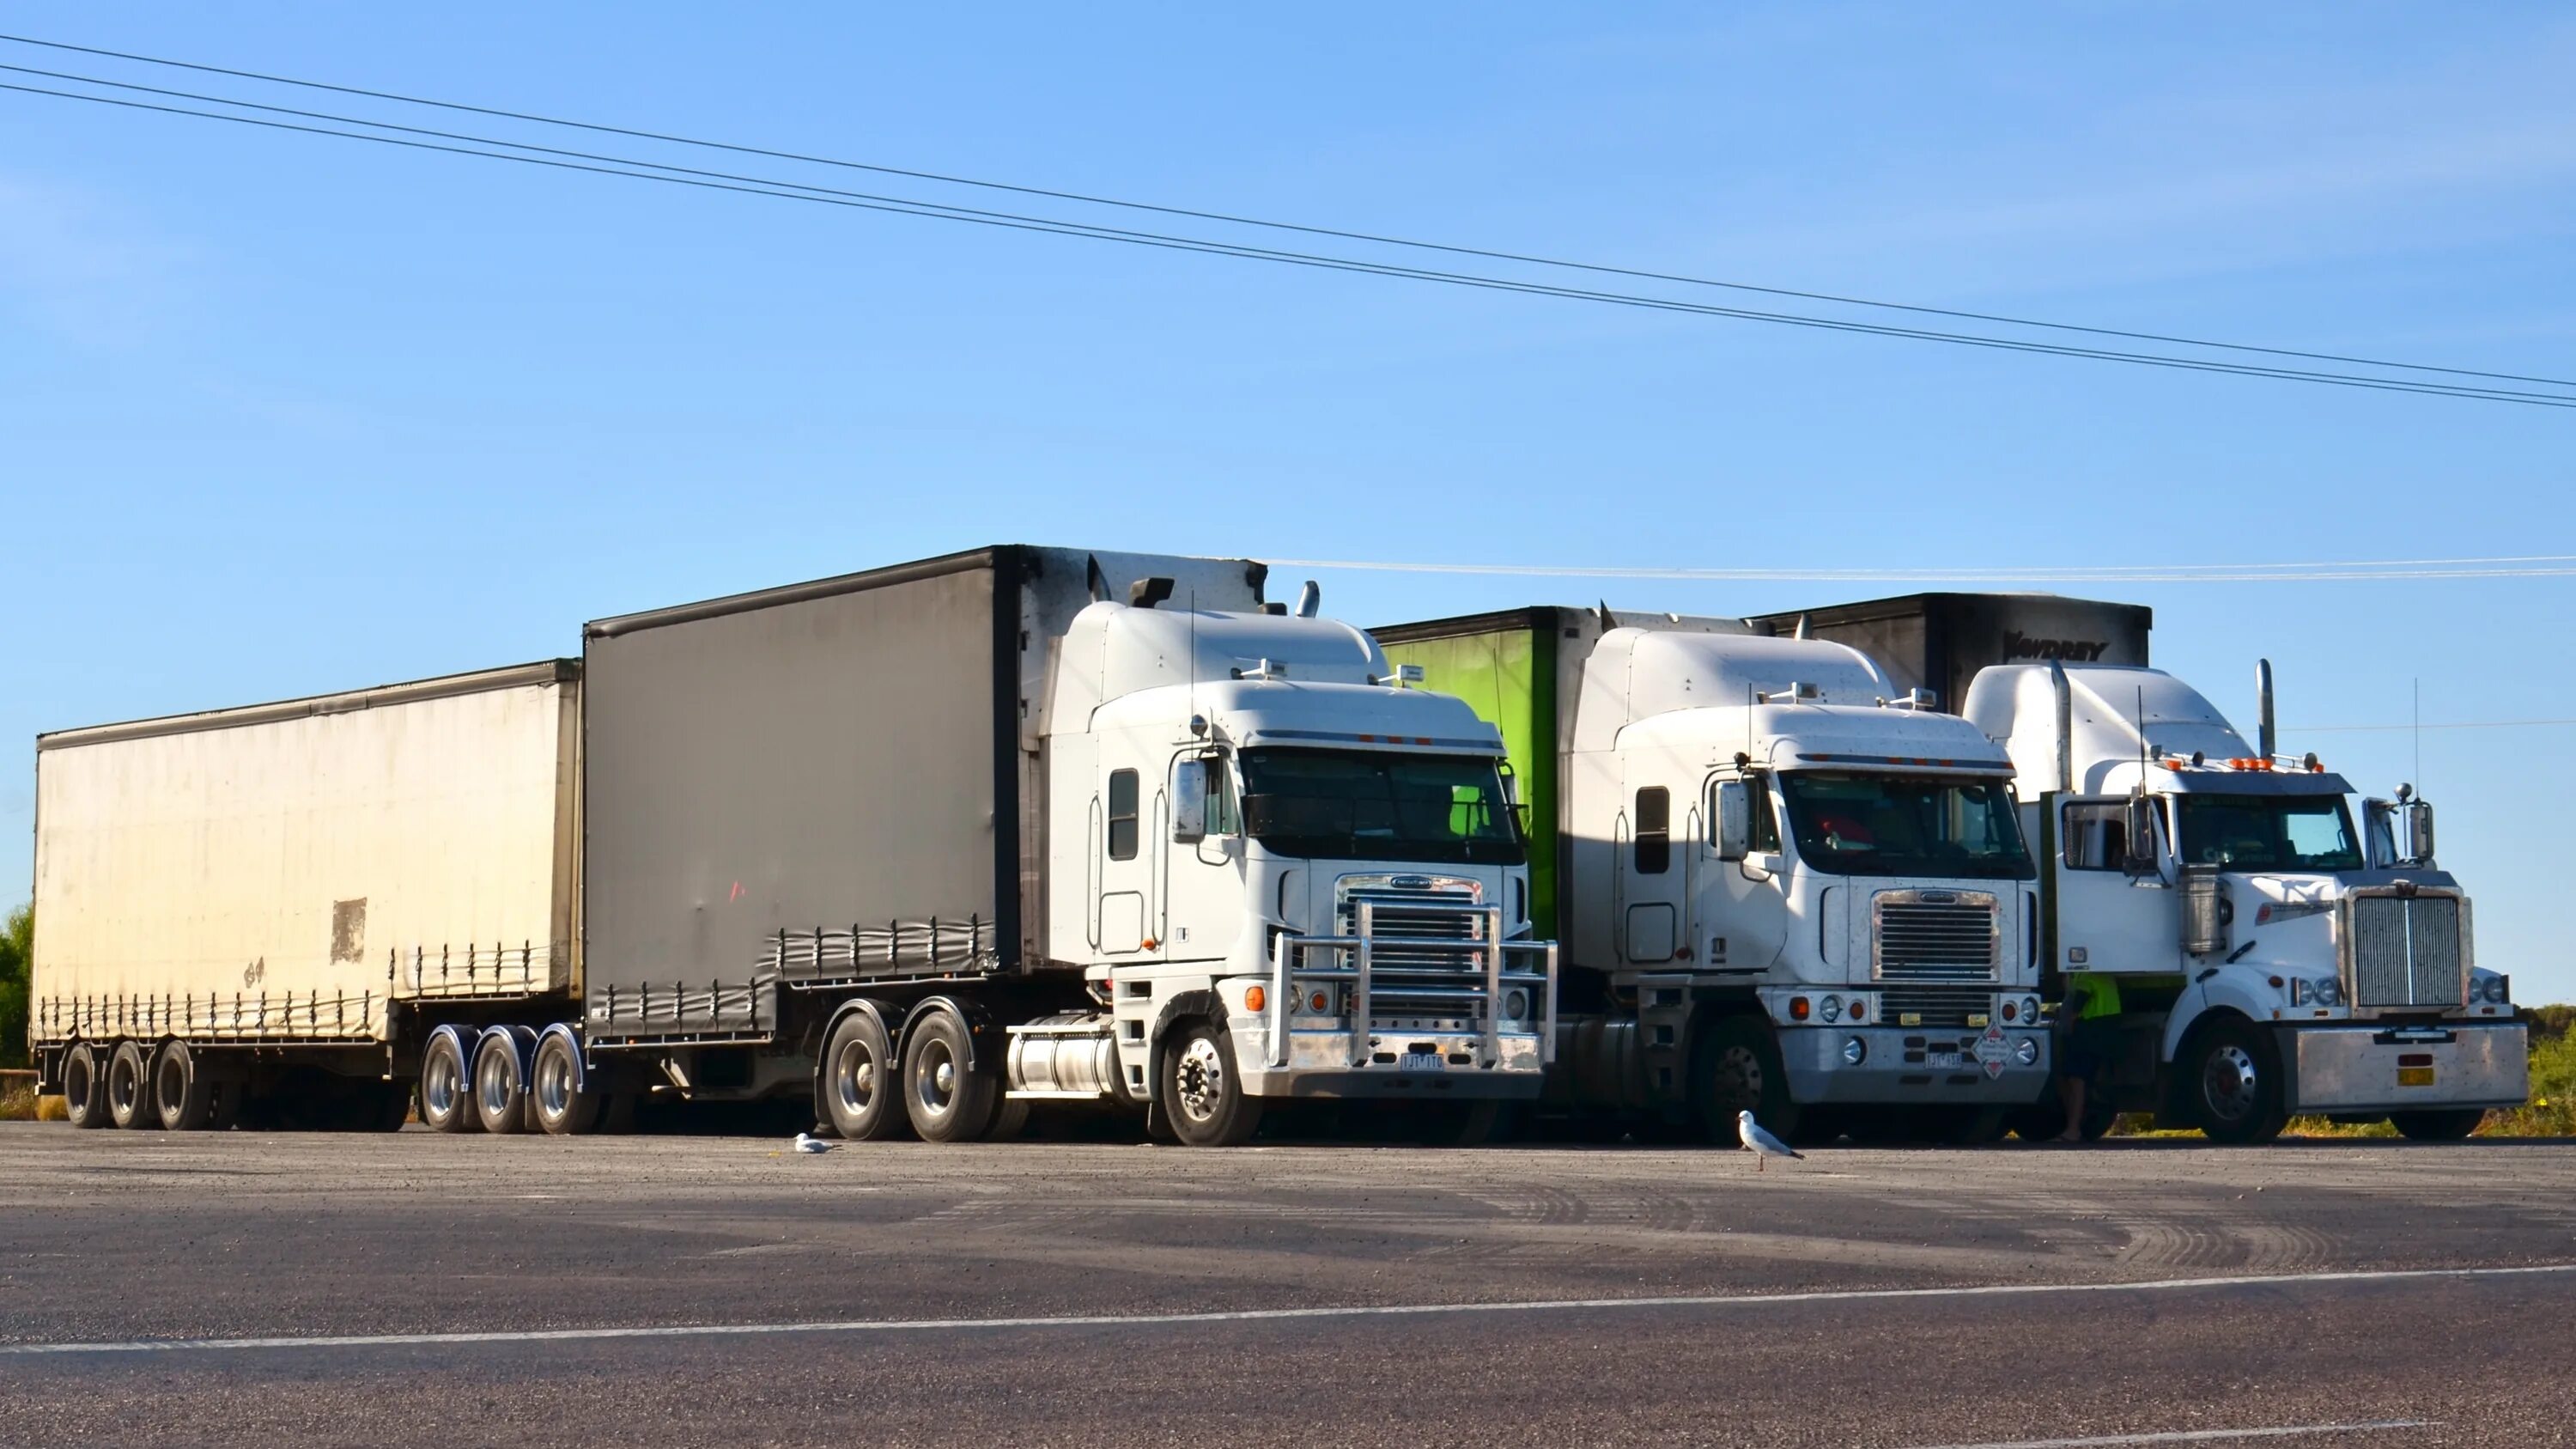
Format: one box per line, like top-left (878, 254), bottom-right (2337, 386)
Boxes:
top-left (2002, 1000), bottom-right (2018, 1022)
top-left (1244, 985), bottom-right (1266, 1013)
top-left (1308, 989), bottom-right (1332, 1013)
top-left (1789, 996), bottom-right (1812, 1022)
top-left (1849, 1000), bottom-right (1867, 1022)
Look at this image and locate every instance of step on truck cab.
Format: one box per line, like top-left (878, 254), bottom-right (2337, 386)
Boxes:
top-left (1756, 591), bottom-right (2528, 1143)
top-left (1375, 608), bottom-right (2050, 1144)
top-left (579, 546), bottom-right (1555, 1147)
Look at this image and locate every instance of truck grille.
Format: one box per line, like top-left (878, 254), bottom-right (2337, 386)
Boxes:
top-left (2349, 894), bottom-right (2465, 1009)
top-left (1337, 878), bottom-right (1490, 1017)
top-left (1880, 985), bottom-right (1994, 1028)
top-left (1874, 893), bottom-right (1999, 982)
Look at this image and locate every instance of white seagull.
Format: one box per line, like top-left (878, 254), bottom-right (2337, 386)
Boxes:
top-left (1737, 1110), bottom-right (1802, 1172)
top-left (793, 1132), bottom-right (838, 1154)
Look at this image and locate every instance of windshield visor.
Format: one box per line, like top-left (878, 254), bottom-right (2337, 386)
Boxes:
top-left (1778, 771), bottom-right (2033, 880)
top-left (1238, 748), bottom-right (1525, 865)
top-left (2175, 793), bottom-right (2360, 871)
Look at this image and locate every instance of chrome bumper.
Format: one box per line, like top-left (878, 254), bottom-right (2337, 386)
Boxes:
top-left (2286, 1023), bottom-right (2528, 1112)
top-left (1779, 1026), bottom-right (2053, 1105)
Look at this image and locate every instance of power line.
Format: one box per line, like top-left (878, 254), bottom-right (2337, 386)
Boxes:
top-left (6, 30), bottom-right (2573, 395)
top-left (9, 73), bottom-right (2576, 411)
top-left (2284, 719), bottom-right (2576, 733)
top-left (1268, 555), bottom-right (2576, 582)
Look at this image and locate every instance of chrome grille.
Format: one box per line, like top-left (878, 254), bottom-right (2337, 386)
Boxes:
top-left (1880, 985), bottom-right (1995, 1029)
top-left (1336, 878), bottom-right (1492, 1018)
top-left (2349, 894), bottom-right (2465, 1009)
top-left (1874, 893), bottom-right (1999, 982)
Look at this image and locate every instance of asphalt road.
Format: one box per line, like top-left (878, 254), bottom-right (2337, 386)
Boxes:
top-left (5, 1123), bottom-right (2574, 1447)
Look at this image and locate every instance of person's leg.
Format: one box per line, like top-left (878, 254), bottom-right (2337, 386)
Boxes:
top-left (2057, 1072), bottom-right (2087, 1142)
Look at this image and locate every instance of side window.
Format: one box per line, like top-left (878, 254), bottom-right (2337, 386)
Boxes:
top-left (1205, 758), bottom-right (1237, 836)
top-left (1633, 787), bottom-right (1671, 875)
top-left (2062, 801), bottom-right (2128, 870)
top-left (1108, 769), bottom-right (1139, 861)
top-left (1749, 776), bottom-right (1781, 852)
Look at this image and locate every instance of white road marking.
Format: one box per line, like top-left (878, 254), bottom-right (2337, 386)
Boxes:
top-left (1, 1262), bottom-right (2565, 1358)
top-left (1902, 1422), bottom-right (2434, 1448)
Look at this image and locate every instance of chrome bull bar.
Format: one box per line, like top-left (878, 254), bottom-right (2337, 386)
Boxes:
top-left (1263, 901), bottom-right (1558, 1069)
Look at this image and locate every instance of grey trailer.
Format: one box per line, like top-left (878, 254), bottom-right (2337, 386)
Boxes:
top-left (1748, 593), bottom-right (2153, 716)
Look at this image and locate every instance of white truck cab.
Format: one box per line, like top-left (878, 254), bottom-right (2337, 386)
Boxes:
top-left (1965, 661), bottom-right (2527, 1142)
top-left (1042, 590), bottom-right (1555, 1144)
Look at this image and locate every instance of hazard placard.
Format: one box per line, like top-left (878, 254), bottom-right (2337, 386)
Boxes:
top-left (1975, 1021), bottom-right (2011, 1079)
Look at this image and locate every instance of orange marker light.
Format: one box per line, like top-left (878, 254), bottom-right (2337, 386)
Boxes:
top-left (1789, 996), bottom-right (1812, 1021)
top-left (1244, 985), bottom-right (1266, 1013)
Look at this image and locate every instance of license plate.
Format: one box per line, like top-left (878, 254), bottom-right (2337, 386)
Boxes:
top-left (1398, 1052), bottom-right (1445, 1073)
top-left (2397, 1066), bottom-right (2436, 1087)
top-left (1929, 1050), bottom-right (1963, 1069)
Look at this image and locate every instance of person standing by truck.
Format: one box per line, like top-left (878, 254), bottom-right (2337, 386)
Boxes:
top-left (2055, 971), bottom-right (2120, 1142)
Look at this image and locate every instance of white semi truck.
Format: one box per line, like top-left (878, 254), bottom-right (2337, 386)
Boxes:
top-left (1376, 608), bottom-right (2051, 1144)
top-left (31, 546), bottom-right (1557, 1147)
top-left (1758, 593), bottom-right (2528, 1143)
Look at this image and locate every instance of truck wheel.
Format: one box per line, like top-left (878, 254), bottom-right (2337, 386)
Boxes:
top-left (107, 1040), bottom-right (159, 1129)
top-left (2390, 1109), bottom-right (2485, 1142)
top-left (153, 1040), bottom-right (217, 1131)
top-left (473, 1032), bottom-right (531, 1135)
top-left (1158, 1020), bottom-right (1263, 1148)
top-left (902, 1007), bottom-right (999, 1143)
top-left (532, 1033), bottom-right (604, 1136)
top-left (1694, 1015), bottom-right (1801, 1145)
top-left (820, 1011), bottom-right (908, 1141)
top-left (63, 1041), bottom-right (112, 1129)
top-left (2186, 1020), bottom-right (2287, 1145)
top-left (364, 1080), bottom-right (413, 1131)
top-left (419, 1032), bottom-right (480, 1134)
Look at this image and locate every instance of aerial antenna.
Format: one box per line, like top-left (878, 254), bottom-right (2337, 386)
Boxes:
top-left (2136, 685), bottom-right (2148, 790)
top-left (2413, 677), bottom-right (2421, 794)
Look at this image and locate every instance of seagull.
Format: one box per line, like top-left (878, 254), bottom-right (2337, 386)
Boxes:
top-left (1737, 1110), bottom-right (1801, 1172)
top-left (793, 1132), bottom-right (838, 1154)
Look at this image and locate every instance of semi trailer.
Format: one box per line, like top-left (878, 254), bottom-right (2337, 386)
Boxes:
top-left (1759, 593), bottom-right (2527, 1142)
top-left (1374, 607), bottom-right (2050, 1144)
top-left (31, 545), bottom-right (1558, 1148)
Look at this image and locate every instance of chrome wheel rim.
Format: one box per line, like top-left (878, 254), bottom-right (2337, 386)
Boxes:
top-left (914, 1039), bottom-right (957, 1117)
top-left (1174, 1036), bottom-right (1227, 1123)
top-left (835, 1038), bottom-right (878, 1117)
top-left (155, 1055), bottom-right (185, 1118)
top-left (423, 1051), bottom-right (461, 1118)
top-left (2202, 1044), bottom-right (2261, 1122)
top-left (536, 1052), bottom-right (572, 1117)
top-left (476, 1051), bottom-right (513, 1108)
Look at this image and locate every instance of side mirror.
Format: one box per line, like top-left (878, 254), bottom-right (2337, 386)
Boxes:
top-left (1713, 780), bottom-right (1752, 861)
top-left (2122, 795), bottom-right (2161, 878)
top-left (1171, 759), bottom-right (1209, 843)
top-left (2400, 799), bottom-right (2436, 865)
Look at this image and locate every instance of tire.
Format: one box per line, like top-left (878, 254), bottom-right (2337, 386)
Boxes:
top-left (597, 1091), bottom-right (640, 1135)
top-left (818, 1010), bottom-right (908, 1142)
top-left (532, 1032), bottom-right (605, 1136)
top-left (64, 1041), bottom-right (112, 1130)
top-left (153, 1040), bottom-right (218, 1131)
top-left (107, 1040), bottom-right (159, 1129)
top-left (2391, 1109), bottom-right (2485, 1142)
top-left (1157, 1020), bottom-right (1264, 1148)
top-left (362, 1079), bottom-right (413, 1132)
top-left (901, 1007), bottom-right (999, 1143)
top-left (1437, 1099), bottom-right (1512, 1148)
top-left (2185, 1020), bottom-right (2288, 1145)
top-left (1693, 1014), bottom-right (1802, 1145)
top-left (419, 1032), bottom-right (480, 1134)
top-left (473, 1032), bottom-right (531, 1135)
top-left (1923, 1105), bottom-right (2009, 1146)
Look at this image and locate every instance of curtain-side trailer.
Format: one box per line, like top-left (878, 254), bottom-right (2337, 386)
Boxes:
top-left (33, 661), bottom-right (581, 1131)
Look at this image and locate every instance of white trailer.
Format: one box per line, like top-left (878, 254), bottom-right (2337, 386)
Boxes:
top-left (31, 661), bottom-right (581, 1131)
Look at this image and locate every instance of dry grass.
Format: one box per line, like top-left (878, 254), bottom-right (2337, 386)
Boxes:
top-left (0, 1083), bottom-right (36, 1122)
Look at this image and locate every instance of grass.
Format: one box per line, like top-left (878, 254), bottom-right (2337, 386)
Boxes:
top-left (0, 1082), bottom-right (36, 1122)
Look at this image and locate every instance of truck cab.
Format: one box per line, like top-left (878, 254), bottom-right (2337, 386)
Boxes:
top-left (1966, 661), bottom-right (2526, 1142)
top-left (1043, 592), bottom-right (1555, 1145)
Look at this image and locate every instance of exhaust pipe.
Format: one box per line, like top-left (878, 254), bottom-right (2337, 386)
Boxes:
top-left (2257, 658), bottom-right (2276, 762)
top-left (1294, 580), bottom-right (1321, 618)
top-left (2050, 659), bottom-right (2073, 795)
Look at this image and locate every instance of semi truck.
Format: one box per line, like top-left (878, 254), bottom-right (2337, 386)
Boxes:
top-left (1756, 593), bottom-right (2528, 1142)
top-left (31, 545), bottom-right (1558, 1147)
top-left (1374, 607), bottom-right (2051, 1144)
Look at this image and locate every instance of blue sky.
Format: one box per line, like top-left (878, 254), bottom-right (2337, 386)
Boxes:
top-left (4, 4), bottom-right (2571, 998)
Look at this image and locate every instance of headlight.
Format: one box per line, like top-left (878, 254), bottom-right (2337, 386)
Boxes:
top-left (1501, 987), bottom-right (1531, 1020)
top-left (2014, 1037), bottom-right (2039, 1066)
top-left (1842, 1037), bottom-right (1867, 1066)
top-left (2476, 974), bottom-right (2508, 1005)
top-left (2022, 996), bottom-right (2040, 1026)
top-left (1820, 994), bottom-right (1843, 1024)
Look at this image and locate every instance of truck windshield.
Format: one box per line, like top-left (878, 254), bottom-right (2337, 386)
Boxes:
top-left (1237, 748), bottom-right (1524, 865)
top-left (1777, 772), bottom-right (2033, 880)
top-left (2174, 794), bottom-right (2361, 871)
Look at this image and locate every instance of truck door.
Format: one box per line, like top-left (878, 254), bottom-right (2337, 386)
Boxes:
top-left (1700, 769), bottom-right (1789, 974)
top-left (1096, 759), bottom-right (1161, 957)
top-left (2048, 795), bottom-right (2182, 976)
top-left (1159, 751), bottom-right (1240, 963)
top-left (1618, 778), bottom-right (1683, 965)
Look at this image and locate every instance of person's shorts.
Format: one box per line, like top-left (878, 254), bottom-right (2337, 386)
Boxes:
top-left (2061, 1020), bottom-right (2118, 1082)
